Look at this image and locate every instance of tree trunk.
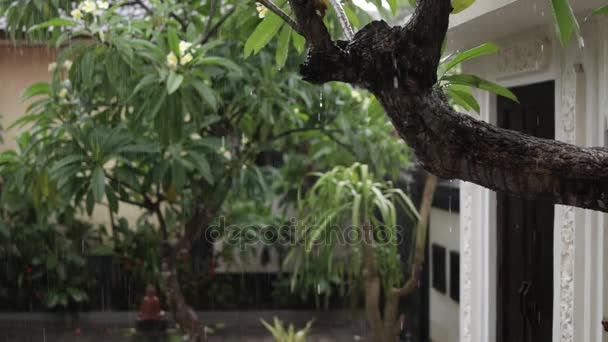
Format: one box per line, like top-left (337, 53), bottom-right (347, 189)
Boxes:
top-left (154, 199), bottom-right (224, 342)
top-left (285, 0), bottom-right (608, 212)
top-left (360, 221), bottom-right (393, 342)
top-left (161, 244), bottom-right (206, 342)
top-left (390, 173), bottom-right (438, 336)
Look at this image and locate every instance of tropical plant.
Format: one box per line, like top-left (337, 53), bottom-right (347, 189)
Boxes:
top-left (0, 0), bottom-right (409, 339)
top-left (0, 199), bottom-right (94, 311)
top-left (261, 317), bottom-right (314, 342)
top-left (289, 163), bottom-right (427, 341)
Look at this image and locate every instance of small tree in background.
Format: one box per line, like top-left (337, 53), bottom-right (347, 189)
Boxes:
top-left (289, 163), bottom-right (436, 341)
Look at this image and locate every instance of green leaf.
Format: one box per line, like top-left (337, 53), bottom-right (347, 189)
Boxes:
top-left (188, 152), bottom-right (214, 184)
top-left (451, 0), bottom-right (476, 14)
top-left (550, 0), bottom-right (583, 47)
top-left (86, 191), bottom-right (95, 216)
top-left (129, 74), bottom-right (158, 100)
top-left (167, 26), bottom-right (180, 57)
top-left (171, 161), bottom-right (186, 193)
top-left (592, 5), bottom-right (608, 16)
top-left (386, 0), bottom-right (398, 14)
top-left (21, 82), bottom-right (51, 101)
top-left (166, 71), bottom-right (184, 95)
top-left (90, 167), bottom-right (105, 203)
top-left (292, 30), bottom-right (305, 55)
top-left (106, 187), bottom-right (119, 213)
top-left (191, 80), bottom-right (217, 111)
top-left (244, 12), bottom-right (283, 58)
top-left (440, 43), bottom-right (499, 77)
top-left (446, 85), bottom-right (480, 113)
top-left (343, 5), bottom-right (360, 28)
top-left (197, 56), bottom-right (243, 76)
top-left (442, 74), bottom-right (519, 103)
top-left (28, 18), bottom-right (77, 32)
top-left (275, 26), bottom-right (291, 69)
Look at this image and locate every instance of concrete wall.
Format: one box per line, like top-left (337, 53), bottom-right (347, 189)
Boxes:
top-left (429, 207), bottom-right (460, 342)
top-left (0, 42), bottom-right (55, 150)
top-left (0, 41), bottom-right (141, 228)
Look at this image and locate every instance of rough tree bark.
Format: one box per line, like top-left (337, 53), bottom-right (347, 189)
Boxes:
top-left (284, 0), bottom-right (608, 212)
top-left (156, 200), bottom-right (224, 342)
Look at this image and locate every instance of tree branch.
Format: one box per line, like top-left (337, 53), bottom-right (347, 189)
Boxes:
top-left (199, 6), bottom-right (236, 45)
top-left (283, 0), bottom-right (608, 212)
top-left (393, 173), bottom-right (437, 298)
top-left (258, 0), bottom-right (300, 33)
top-left (328, 0), bottom-right (354, 40)
top-left (204, 0), bottom-right (221, 38)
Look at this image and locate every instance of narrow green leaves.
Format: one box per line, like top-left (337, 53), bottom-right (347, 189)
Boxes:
top-left (451, 0), bottom-right (476, 14)
top-left (446, 84), bottom-right (481, 113)
top-left (197, 56), bottom-right (243, 77)
top-left (550, 0), bottom-right (583, 47)
top-left (22, 82), bottom-right (51, 101)
top-left (167, 26), bottom-right (181, 57)
top-left (244, 12), bottom-right (284, 58)
top-left (166, 71), bottom-right (184, 95)
top-left (275, 25), bottom-right (292, 69)
top-left (191, 80), bottom-right (218, 111)
top-left (28, 18), bottom-right (77, 32)
top-left (442, 74), bottom-right (519, 103)
top-left (386, 0), bottom-right (398, 14)
top-left (90, 167), bottom-right (105, 203)
top-left (440, 43), bottom-right (499, 77)
top-left (592, 5), bottom-right (608, 16)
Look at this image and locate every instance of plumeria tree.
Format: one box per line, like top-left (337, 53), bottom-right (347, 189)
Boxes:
top-left (0, 0), bottom-right (410, 340)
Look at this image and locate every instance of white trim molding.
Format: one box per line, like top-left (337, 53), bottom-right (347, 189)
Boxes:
top-left (555, 63), bottom-right (582, 342)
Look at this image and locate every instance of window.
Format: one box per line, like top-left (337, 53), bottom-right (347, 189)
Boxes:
top-left (431, 244), bottom-right (446, 293)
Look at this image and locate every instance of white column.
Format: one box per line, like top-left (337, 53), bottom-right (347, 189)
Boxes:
top-left (460, 92), bottom-right (495, 342)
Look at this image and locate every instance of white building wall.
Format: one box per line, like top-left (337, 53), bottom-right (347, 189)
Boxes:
top-left (429, 207), bottom-right (460, 342)
top-left (456, 13), bottom-right (608, 342)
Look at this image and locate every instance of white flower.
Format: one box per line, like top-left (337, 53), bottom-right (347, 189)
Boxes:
top-left (180, 53), bottom-right (193, 65)
top-left (63, 60), bottom-right (73, 71)
top-left (70, 8), bottom-right (83, 20)
top-left (48, 62), bottom-right (57, 72)
top-left (96, 1), bottom-right (109, 10)
top-left (256, 3), bottom-right (268, 18)
top-left (223, 150), bottom-right (232, 160)
top-left (80, 0), bottom-right (97, 13)
top-left (58, 88), bottom-right (69, 98)
top-left (166, 52), bottom-right (178, 69)
top-left (179, 41), bottom-right (192, 54)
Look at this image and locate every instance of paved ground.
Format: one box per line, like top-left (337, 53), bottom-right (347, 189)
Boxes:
top-left (0, 311), bottom-right (372, 341)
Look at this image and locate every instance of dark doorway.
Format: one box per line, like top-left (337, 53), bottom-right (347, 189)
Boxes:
top-left (496, 81), bottom-right (555, 342)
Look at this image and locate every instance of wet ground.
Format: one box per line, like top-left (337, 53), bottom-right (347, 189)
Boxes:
top-left (0, 311), bottom-right (371, 341)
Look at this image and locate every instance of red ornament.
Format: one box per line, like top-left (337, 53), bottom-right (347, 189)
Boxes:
top-left (25, 266), bottom-right (33, 274)
top-left (74, 328), bottom-right (81, 336)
